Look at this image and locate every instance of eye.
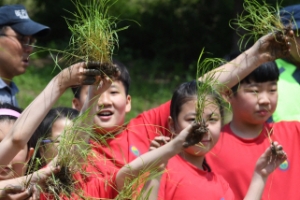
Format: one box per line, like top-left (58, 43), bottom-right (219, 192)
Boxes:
top-left (269, 88), bottom-right (277, 93)
top-left (250, 89), bottom-right (258, 93)
top-left (110, 90), bottom-right (119, 95)
top-left (208, 113), bottom-right (220, 123)
top-left (187, 118), bottom-right (195, 123)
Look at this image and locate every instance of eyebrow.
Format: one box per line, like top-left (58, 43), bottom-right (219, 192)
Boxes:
top-left (246, 81), bottom-right (277, 87)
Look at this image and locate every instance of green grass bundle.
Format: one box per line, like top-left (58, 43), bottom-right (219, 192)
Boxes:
top-left (230, 0), bottom-right (291, 51)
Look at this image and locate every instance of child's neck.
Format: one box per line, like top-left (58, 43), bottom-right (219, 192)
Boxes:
top-left (230, 119), bottom-right (264, 139)
top-left (179, 151), bottom-right (205, 170)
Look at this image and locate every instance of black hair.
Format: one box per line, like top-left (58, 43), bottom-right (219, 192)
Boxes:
top-left (0, 103), bottom-right (38, 153)
top-left (32, 107), bottom-right (79, 167)
top-left (231, 61), bottom-right (279, 94)
top-left (71, 58), bottom-right (131, 98)
top-left (170, 80), bottom-right (225, 172)
top-left (170, 80), bottom-right (224, 127)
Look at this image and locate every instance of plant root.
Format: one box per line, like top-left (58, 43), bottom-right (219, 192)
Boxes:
top-left (182, 120), bottom-right (208, 148)
top-left (87, 61), bottom-right (120, 79)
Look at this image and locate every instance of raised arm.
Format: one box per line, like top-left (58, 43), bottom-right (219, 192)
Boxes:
top-left (116, 122), bottom-right (199, 192)
top-left (200, 31), bottom-right (293, 92)
top-left (0, 62), bottom-right (100, 167)
top-left (68, 78), bottom-right (112, 163)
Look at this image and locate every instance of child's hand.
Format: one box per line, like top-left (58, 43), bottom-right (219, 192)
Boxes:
top-left (177, 120), bottom-right (207, 148)
top-left (252, 30), bottom-right (293, 62)
top-left (254, 141), bottom-right (287, 178)
top-left (57, 61), bottom-right (120, 89)
top-left (149, 136), bottom-right (170, 151)
top-left (88, 75), bottom-right (113, 97)
top-left (0, 185), bottom-right (30, 200)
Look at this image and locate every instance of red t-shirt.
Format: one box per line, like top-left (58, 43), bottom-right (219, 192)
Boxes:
top-left (206, 121), bottom-right (300, 200)
top-left (92, 101), bottom-right (171, 165)
top-left (40, 171), bottom-right (114, 199)
top-left (75, 101), bottom-right (171, 198)
top-left (158, 155), bottom-right (235, 200)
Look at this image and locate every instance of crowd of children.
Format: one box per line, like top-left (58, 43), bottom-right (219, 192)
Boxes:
top-left (1, 2), bottom-right (300, 200)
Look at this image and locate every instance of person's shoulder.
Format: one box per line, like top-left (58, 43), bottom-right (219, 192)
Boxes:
top-left (272, 121), bottom-right (300, 133)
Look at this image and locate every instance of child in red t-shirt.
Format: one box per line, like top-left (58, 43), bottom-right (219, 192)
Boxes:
top-left (206, 61), bottom-right (300, 200)
top-left (70, 30), bottom-right (293, 198)
top-left (201, 33), bottom-right (300, 199)
top-left (115, 80), bottom-right (287, 200)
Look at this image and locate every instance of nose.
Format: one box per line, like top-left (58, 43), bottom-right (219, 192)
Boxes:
top-left (257, 92), bottom-right (270, 105)
top-left (23, 44), bottom-right (33, 54)
top-left (98, 92), bottom-right (112, 107)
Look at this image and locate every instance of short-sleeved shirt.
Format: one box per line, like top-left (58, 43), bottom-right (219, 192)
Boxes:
top-left (74, 101), bottom-right (172, 198)
top-left (206, 121), bottom-right (300, 200)
top-left (0, 78), bottom-right (19, 106)
top-left (158, 155), bottom-right (235, 200)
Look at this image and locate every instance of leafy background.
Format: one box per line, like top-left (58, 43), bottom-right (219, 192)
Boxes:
top-left (1, 0), bottom-right (299, 121)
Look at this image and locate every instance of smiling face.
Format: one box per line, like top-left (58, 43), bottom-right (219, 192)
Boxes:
top-left (229, 80), bottom-right (278, 125)
top-left (171, 97), bottom-right (222, 157)
top-left (0, 27), bottom-right (34, 81)
top-left (94, 81), bottom-right (131, 134)
top-left (0, 120), bottom-right (29, 180)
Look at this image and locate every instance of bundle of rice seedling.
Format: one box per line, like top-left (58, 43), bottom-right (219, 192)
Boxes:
top-left (65, 0), bottom-right (128, 78)
top-left (230, 0), bottom-right (292, 52)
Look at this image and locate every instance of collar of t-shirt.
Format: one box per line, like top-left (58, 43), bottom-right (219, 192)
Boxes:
top-left (0, 78), bottom-right (19, 95)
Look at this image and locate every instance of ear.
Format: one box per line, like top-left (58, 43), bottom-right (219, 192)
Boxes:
top-left (168, 116), bottom-right (175, 133)
top-left (168, 116), bottom-right (177, 139)
top-left (25, 147), bottom-right (35, 163)
top-left (72, 98), bottom-right (82, 111)
top-left (125, 95), bottom-right (131, 113)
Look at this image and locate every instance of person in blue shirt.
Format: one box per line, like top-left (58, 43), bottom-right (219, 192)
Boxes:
top-left (0, 4), bottom-right (50, 106)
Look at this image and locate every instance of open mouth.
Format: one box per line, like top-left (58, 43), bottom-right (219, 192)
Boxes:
top-left (22, 58), bottom-right (29, 65)
top-left (97, 111), bottom-right (113, 117)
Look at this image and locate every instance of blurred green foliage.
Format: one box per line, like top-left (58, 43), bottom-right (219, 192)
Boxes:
top-left (3, 0), bottom-right (300, 120)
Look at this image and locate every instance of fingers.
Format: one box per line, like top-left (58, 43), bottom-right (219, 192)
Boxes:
top-left (86, 61), bottom-right (120, 79)
top-left (2, 185), bottom-right (25, 195)
top-left (82, 76), bottom-right (96, 85)
top-left (182, 121), bottom-right (207, 148)
top-left (149, 136), bottom-right (170, 151)
top-left (83, 69), bottom-right (101, 76)
top-left (30, 185), bottom-right (40, 200)
top-left (271, 141), bottom-right (287, 159)
top-left (86, 61), bottom-right (101, 69)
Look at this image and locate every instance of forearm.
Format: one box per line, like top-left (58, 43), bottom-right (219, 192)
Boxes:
top-left (200, 48), bottom-right (264, 91)
top-left (69, 86), bottom-right (100, 163)
top-left (75, 85), bottom-right (99, 142)
top-left (244, 172), bottom-right (267, 200)
top-left (117, 141), bottom-right (181, 190)
top-left (0, 75), bottom-right (65, 166)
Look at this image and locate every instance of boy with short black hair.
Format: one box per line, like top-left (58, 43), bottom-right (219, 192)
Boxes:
top-left (206, 50), bottom-right (300, 199)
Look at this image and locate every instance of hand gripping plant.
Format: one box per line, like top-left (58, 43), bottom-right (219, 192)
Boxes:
top-left (230, 0), bottom-right (293, 53)
top-left (183, 50), bottom-right (226, 148)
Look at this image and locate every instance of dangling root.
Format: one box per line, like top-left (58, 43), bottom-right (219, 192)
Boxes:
top-left (182, 120), bottom-right (208, 148)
